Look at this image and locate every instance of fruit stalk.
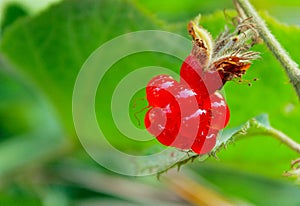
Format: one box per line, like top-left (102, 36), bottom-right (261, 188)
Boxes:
top-left (234, 0), bottom-right (300, 100)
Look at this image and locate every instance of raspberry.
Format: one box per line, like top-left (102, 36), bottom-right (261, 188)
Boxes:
top-left (146, 75), bottom-right (178, 108)
top-left (180, 55), bottom-right (204, 88)
top-left (191, 128), bottom-right (218, 154)
top-left (180, 55), bottom-right (209, 98)
top-left (208, 92), bottom-right (230, 130)
top-left (202, 70), bottom-right (224, 95)
top-left (174, 83), bottom-right (202, 149)
top-left (144, 58), bottom-right (230, 154)
top-left (144, 106), bottom-right (180, 146)
top-left (143, 14), bottom-right (259, 155)
top-left (180, 55), bottom-right (224, 99)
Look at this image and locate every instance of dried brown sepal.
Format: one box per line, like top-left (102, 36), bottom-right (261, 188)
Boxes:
top-left (187, 13), bottom-right (260, 85)
top-left (188, 15), bottom-right (213, 68)
top-left (214, 56), bottom-right (251, 83)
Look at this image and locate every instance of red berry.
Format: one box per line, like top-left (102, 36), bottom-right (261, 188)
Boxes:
top-left (144, 106), bottom-right (180, 147)
top-left (180, 55), bottom-right (203, 86)
top-left (202, 70), bottom-right (224, 95)
top-left (144, 107), bottom-right (167, 137)
top-left (173, 83), bottom-right (199, 116)
top-left (206, 92), bottom-right (230, 130)
top-left (180, 106), bottom-right (210, 139)
top-left (144, 62), bottom-right (230, 155)
top-left (180, 55), bottom-right (224, 99)
top-left (191, 128), bottom-right (218, 154)
top-left (174, 83), bottom-right (201, 148)
top-left (146, 75), bottom-right (178, 107)
top-left (180, 55), bottom-right (209, 98)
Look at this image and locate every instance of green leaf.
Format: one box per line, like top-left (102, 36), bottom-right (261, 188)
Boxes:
top-left (0, 0), bottom-right (158, 134)
top-left (0, 181), bottom-right (42, 206)
top-left (54, 162), bottom-right (186, 206)
top-left (132, 0), bottom-right (234, 23)
top-left (191, 163), bottom-right (300, 206)
top-left (144, 114), bottom-right (273, 175)
top-left (135, 0), bottom-right (300, 25)
top-left (0, 71), bottom-right (32, 139)
top-left (0, 132), bottom-right (66, 178)
top-left (0, 3), bottom-right (28, 33)
top-left (214, 114), bottom-right (271, 151)
top-left (217, 13), bottom-right (300, 175)
top-left (0, 194), bottom-right (41, 206)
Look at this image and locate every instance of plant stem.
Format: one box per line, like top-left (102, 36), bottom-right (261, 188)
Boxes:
top-left (267, 128), bottom-right (300, 154)
top-left (234, 0), bottom-right (300, 100)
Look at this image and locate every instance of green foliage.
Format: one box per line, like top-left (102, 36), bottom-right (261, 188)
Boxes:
top-left (152, 114), bottom-right (280, 176)
top-left (1, 3), bottom-right (28, 32)
top-left (192, 163), bottom-right (300, 206)
top-left (1, 0), bottom-right (300, 205)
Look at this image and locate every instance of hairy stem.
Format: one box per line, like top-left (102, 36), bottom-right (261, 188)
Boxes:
top-left (267, 128), bottom-right (300, 154)
top-left (234, 0), bottom-right (300, 100)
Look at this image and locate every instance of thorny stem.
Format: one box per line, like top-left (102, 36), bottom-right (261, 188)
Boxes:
top-left (157, 125), bottom-right (300, 177)
top-left (234, 0), bottom-right (300, 100)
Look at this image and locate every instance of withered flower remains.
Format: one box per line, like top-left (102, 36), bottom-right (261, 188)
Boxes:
top-left (188, 15), bottom-right (260, 85)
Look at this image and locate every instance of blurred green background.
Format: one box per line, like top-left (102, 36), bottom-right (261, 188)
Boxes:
top-left (1, 0), bottom-right (300, 205)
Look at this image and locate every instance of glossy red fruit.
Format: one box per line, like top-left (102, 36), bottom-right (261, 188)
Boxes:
top-left (144, 56), bottom-right (230, 155)
top-left (173, 83), bottom-right (198, 116)
top-left (144, 106), bottom-right (180, 147)
top-left (202, 70), bottom-right (224, 95)
top-left (191, 128), bottom-right (218, 154)
top-left (189, 92), bottom-right (230, 154)
top-left (174, 83), bottom-right (201, 148)
top-left (146, 75), bottom-right (178, 107)
top-left (180, 55), bottom-right (203, 86)
top-left (205, 92), bottom-right (230, 130)
top-left (180, 55), bottom-right (209, 98)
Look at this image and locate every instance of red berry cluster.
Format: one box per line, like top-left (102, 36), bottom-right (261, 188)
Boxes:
top-left (144, 55), bottom-right (230, 154)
